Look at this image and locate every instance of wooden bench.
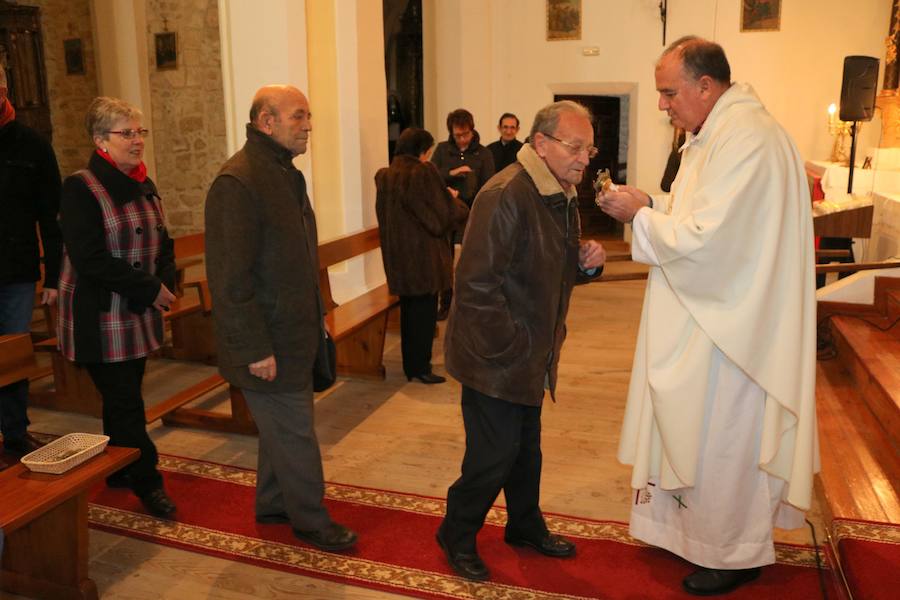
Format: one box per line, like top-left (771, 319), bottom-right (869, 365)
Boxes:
top-left (29, 285), bottom-right (216, 419)
top-left (0, 333), bottom-right (42, 389)
top-left (157, 227), bottom-right (398, 434)
top-left (0, 445), bottom-right (138, 600)
top-left (318, 227), bottom-right (399, 379)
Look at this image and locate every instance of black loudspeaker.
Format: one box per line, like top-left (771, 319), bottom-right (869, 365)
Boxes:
top-left (839, 56), bottom-right (879, 122)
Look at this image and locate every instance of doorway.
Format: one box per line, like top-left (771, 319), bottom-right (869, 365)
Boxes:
top-left (383, 0), bottom-right (424, 158)
top-left (554, 94), bottom-right (627, 238)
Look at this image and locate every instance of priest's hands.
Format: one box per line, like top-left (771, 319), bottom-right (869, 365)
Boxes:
top-left (596, 185), bottom-right (653, 223)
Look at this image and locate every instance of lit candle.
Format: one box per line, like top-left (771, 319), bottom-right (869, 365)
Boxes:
top-left (828, 103), bottom-right (837, 126)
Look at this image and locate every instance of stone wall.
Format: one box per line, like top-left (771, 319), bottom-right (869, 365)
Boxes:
top-left (145, 0), bottom-right (227, 235)
top-left (30, 0), bottom-right (99, 177)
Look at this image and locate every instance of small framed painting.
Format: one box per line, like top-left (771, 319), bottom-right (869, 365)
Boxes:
top-left (547, 0), bottom-right (581, 41)
top-left (63, 38), bottom-right (84, 75)
top-left (155, 32), bottom-right (177, 70)
top-left (741, 0), bottom-right (781, 32)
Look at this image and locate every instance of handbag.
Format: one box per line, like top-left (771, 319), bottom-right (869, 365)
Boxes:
top-left (313, 327), bottom-right (337, 392)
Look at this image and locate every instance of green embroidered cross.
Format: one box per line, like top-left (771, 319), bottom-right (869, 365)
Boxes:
top-left (673, 495), bottom-right (687, 509)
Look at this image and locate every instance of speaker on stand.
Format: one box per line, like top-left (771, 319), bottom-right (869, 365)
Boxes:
top-left (839, 56), bottom-right (879, 194)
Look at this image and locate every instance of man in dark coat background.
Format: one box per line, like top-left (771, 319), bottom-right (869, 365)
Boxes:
top-left (205, 85), bottom-right (357, 552)
top-left (486, 112), bottom-right (524, 173)
top-left (429, 108), bottom-right (495, 319)
top-left (0, 66), bottom-right (61, 462)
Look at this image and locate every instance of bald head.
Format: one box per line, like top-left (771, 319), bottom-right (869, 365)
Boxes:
top-left (249, 85), bottom-right (312, 156)
top-left (249, 85), bottom-right (304, 124)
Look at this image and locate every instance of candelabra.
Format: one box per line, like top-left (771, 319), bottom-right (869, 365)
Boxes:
top-left (827, 103), bottom-right (853, 164)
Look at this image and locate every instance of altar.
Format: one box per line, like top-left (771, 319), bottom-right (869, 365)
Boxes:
top-left (805, 159), bottom-right (900, 263)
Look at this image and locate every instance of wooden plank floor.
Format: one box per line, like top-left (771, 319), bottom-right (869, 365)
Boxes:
top-left (16, 278), bottom-right (824, 600)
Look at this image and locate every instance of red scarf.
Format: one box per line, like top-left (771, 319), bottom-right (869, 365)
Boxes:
top-left (0, 98), bottom-right (15, 128)
top-left (96, 148), bottom-right (147, 182)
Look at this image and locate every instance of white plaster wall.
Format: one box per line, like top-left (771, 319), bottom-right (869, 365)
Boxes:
top-left (90, 0), bottom-right (156, 179)
top-left (428, 0), bottom-right (891, 193)
top-left (216, 0), bottom-right (311, 176)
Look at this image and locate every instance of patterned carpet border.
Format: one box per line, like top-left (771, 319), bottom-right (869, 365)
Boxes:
top-left (831, 518), bottom-right (900, 545)
top-left (153, 454), bottom-right (826, 569)
top-left (88, 504), bottom-right (594, 600)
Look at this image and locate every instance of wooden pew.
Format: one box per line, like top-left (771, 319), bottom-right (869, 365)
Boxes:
top-left (29, 286), bottom-right (216, 419)
top-left (318, 227), bottom-right (399, 379)
top-left (159, 228), bottom-right (398, 434)
top-left (0, 334), bottom-right (42, 389)
top-left (0, 446), bottom-right (138, 600)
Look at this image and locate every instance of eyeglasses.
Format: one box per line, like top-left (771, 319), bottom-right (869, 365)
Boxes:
top-left (107, 128), bottom-right (150, 140)
top-left (452, 129), bottom-right (474, 140)
top-left (542, 132), bottom-right (598, 159)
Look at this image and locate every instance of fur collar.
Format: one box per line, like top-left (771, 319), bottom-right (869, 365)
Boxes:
top-left (516, 143), bottom-right (576, 201)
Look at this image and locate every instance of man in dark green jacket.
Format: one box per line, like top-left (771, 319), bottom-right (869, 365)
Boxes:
top-left (205, 85), bottom-right (356, 552)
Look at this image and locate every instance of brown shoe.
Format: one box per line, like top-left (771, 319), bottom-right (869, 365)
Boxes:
top-left (293, 522), bottom-right (357, 552)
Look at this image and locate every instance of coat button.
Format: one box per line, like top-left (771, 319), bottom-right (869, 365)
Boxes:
top-left (133, 261), bottom-right (141, 268)
top-left (156, 224), bottom-right (164, 232)
top-left (154, 257), bottom-right (160, 264)
top-left (136, 226), bottom-right (143, 234)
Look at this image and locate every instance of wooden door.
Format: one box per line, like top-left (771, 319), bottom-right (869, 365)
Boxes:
top-left (554, 94), bottom-right (624, 238)
top-left (0, 1), bottom-right (51, 141)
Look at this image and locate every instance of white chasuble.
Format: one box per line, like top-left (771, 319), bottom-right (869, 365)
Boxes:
top-left (617, 84), bottom-right (818, 567)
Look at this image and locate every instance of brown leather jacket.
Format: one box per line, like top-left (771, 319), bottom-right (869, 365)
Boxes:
top-left (444, 145), bottom-right (601, 406)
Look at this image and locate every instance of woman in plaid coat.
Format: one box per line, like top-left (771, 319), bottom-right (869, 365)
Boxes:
top-left (57, 97), bottom-right (177, 518)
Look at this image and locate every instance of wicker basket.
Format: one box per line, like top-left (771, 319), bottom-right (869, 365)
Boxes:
top-left (21, 433), bottom-right (110, 474)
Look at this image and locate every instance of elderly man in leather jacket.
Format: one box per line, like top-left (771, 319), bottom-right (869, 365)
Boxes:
top-left (436, 101), bottom-right (606, 581)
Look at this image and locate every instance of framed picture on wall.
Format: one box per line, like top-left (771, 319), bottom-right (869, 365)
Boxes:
top-left (547, 0), bottom-right (581, 41)
top-left (740, 0), bottom-right (781, 32)
top-left (63, 38), bottom-right (84, 75)
top-left (155, 32), bottom-right (177, 70)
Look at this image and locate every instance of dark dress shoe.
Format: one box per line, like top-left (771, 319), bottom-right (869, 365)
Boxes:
top-left (436, 531), bottom-right (490, 581)
top-left (255, 513), bottom-right (291, 524)
top-left (139, 488), bottom-right (177, 518)
top-left (293, 522), bottom-right (357, 552)
top-left (407, 372), bottom-right (446, 384)
top-left (3, 432), bottom-right (45, 456)
top-left (682, 567), bottom-right (761, 596)
top-left (504, 532), bottom-right (576, 557)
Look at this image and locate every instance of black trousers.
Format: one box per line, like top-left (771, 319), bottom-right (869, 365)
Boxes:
top-left (86, 358), bottom-right (162, 495)
top-left (441, 386), bottom-right (547, 552)
top-left (400, 293), bottom-right (438, 378)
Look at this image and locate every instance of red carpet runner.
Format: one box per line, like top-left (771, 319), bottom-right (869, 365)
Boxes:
top-left (831, 519), bottom-right (900, 600)
top-left (87, 455), bottom-right (839, 599)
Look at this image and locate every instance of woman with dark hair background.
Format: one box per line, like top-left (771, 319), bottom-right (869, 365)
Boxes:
top-left (375, 127), bottom-right (468, 384)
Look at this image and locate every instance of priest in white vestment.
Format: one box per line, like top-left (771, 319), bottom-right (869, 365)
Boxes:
top-left (597, 36), bottom-right (818, 597)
